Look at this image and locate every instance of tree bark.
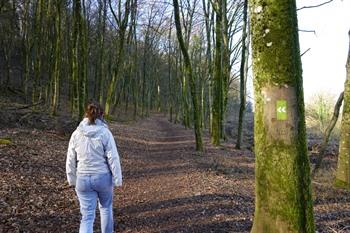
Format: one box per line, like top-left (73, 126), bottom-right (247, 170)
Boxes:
top-left (249, 0), bottom-right (315, 232)
top-left (312, 91), bottom-right (343, 176)
top-left (51, 0), bottom-right (62, 115)
top-left (202, 0), bottom-right (213, 133)
top-left (335, 30), bottom-right (350, 190)
top-left (236, 0), bottom-right (248, 149)
top-left (211, 0), bottom-right (223, 146)
top-left (173, 0), bottom-right (203, 151)
top-left (104, 0), bottom-right (130, 116)
top-left (71, 0), bottom-right (86, 117)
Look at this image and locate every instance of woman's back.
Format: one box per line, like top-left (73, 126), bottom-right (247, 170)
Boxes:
top-left (72, 118), bottom-right (111, 175)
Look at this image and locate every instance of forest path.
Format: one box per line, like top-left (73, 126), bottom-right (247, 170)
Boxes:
top-left (1, 114), bottom-right (349, 232)
top-left (110, 115), bottom-right (254, 232)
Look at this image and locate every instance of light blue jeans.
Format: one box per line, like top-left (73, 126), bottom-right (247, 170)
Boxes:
top-left (75, 173), bottom-right (114, 233)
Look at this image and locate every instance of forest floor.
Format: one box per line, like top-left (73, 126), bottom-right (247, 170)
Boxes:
top-left (1, 114), bottom-right (350, 233)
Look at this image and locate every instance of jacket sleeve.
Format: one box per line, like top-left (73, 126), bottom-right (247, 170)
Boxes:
top-left (66, 132), bottom-right (77, 186)
top-left (104, 129), bottom-right (122, 187)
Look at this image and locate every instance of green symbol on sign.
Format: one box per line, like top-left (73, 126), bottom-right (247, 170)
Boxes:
top-left (276, 100), bottom-right (287, 120)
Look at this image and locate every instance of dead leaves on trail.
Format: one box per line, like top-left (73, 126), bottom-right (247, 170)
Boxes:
top-left (0, 128), bottom-right (80, 232)
top-left (0, 116), bottom-right (349, 232)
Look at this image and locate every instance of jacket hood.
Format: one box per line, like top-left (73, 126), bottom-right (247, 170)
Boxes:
top-left (77, 118), bottom-right (107, 137)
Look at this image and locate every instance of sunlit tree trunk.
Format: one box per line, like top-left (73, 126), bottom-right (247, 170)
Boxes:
top-left (202, 0), bottom-right (213, 132)
top-left (104, 0), bottom-right (130, 116)
top-left (173, 0), bottom-right (203, 151)
top-left (168, 16), bottom-right (174, 122)
top-left (312, 91), bottom-right (343, 176)
top-left (249, 0), bottom-right (315, 232)
top-left (181, 61), bottom-right (191, 128)
top-left (335, 31), bottom-right (350, 190)
top-left (236, 0), bottom-right (248, 149)
top-left (221, 0), bottom-right (230, 140)
top-left (71, 0), bottom-right (86, 117)
top-left (211, 0), bottom-right (223, 146)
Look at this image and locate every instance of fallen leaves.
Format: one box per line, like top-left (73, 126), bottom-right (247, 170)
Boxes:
top-left (0, 115), bottom-right (349, 232)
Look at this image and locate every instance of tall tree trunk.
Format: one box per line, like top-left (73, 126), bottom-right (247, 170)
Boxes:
top-left (173, 0), bottom-right (203, 151)
top-left (71, 0), bottom-right (86, 117)
top-left (168, 14), bottom-right (173, 122)
top-left (104, 0), bottom-right (130, 116)
top-left (312, 92), bottom-right (344, 176)
top-left (23, 0), bottom-right (31, 101)
top-left (335, 30), bottom-right (350, 190)
top-left (33, 0), bottom-right (44, 104)
top-left (181, 64), bottom-right (191, 128)
top-left (202, 0), bottom-right (213, 133)
top-left (236, 0), bottom-right (248, 149)
top-left (80, 0), bottom-right (88, 114)
top-left (51, 0), bottom-right (62, 115)
top-left (249, 0), bottom-right (315, 232)
top-left (71, 0), bottom-right (79, 116)
top-left (211, 0), bottom-right (223, 146)
top-left (3, 45), bottom-right (11, 87)
top-left (141, 35), bottom-right (148, 117)
top-left (95, 0), bottom-right (107, 101)
top-left (221, 0), bottom-right (229, 140)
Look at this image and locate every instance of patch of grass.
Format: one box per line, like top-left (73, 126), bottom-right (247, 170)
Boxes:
top-left (334, 179), bottom-right (350, 191)
top-left (0, 138), bottom-right (12, 145)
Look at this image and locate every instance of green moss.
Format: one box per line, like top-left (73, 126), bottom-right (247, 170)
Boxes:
top-left (253, 139), bottom-right (312, 232)
top-left (334, 179), bottom-right (350, 190)
top-left (250, 0), bottom-right (315, 232)
top-left (250, 0), bottom-right (301, 89)
top-left (0, 139), bottom-right (11, 145)
top-left (335, 67), bottom-right (350, 188)
top-left (103, 114), bottom-right (113, 122)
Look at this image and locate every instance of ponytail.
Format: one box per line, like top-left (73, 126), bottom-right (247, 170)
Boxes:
top-left (85, 101), bottom-right (103, 124)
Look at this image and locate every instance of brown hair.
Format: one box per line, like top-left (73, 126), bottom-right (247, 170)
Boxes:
top-left (85, 101), bottom-right (103, 124)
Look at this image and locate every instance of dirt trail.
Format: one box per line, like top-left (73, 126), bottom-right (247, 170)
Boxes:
top-left (0, 115), bottom-right (349, 232)
top-left (112, 115), bottom-right (254, 232)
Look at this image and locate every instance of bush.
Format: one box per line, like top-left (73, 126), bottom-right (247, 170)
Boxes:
top-left (305, 92), bottom-right (341, 138)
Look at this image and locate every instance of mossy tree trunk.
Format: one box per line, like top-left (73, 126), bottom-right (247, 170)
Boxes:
top-left (168, 16), bottom-right (174, 122)
top-left (181, 63), bottom-right (191, 128)
top-left (104, 0), bottom-right (131, 116)
top-left (173, 0), bottom-right (203, 151)
top-left (221, 0), bottom-right (230, 141)
top-left (210, 0), bottom-right (231, 145)
top-left (94, 0), bottom-right (107, 101)
top-left (249, 0), bottom-right (315, 232)
top-left (71, 0), bottom-right (86, 117)
top-left (211, 0), bottom-right (223, 146)
top-left (236, 0), bottom-right (248, 149)
top-left (312, 92), bottom-right (343, 176)
top-left (335, 30), bottom-right (350, 190)
top-left (130, 0), bottom-right (138, 119)
top-left (202, 0), bottom-right (213, 133)
top-left (23, 0), bottom-right (31, 100)
top-left (51, 0), bottom-right (62, 115)
top-left (32, 0), bottom-right (44, 103)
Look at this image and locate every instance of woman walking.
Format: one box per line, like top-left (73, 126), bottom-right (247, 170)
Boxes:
top-left (66, 101), bottom-right (122, 233)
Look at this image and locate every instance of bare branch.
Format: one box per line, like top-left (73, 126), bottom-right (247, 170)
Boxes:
top-left (297, 0), bottom-right (334, 11)
top-left (301, 48), bottom-right (311, 57)
top-left (299, 29), bottom-right (316, 35)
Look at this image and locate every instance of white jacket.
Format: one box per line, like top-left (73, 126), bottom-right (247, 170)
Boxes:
top-left (66, 118), bottom-right (122, 187)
